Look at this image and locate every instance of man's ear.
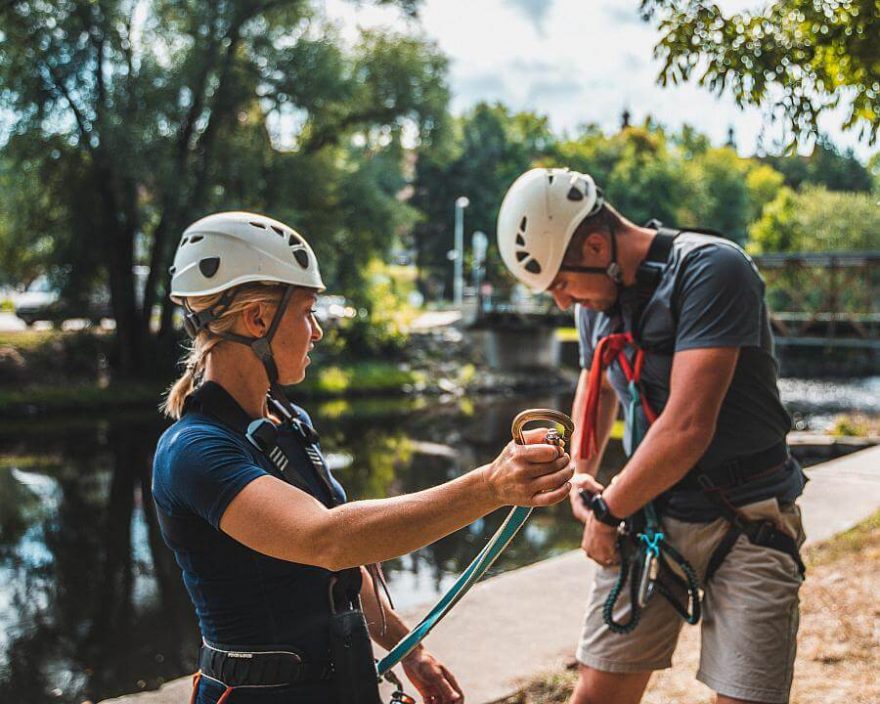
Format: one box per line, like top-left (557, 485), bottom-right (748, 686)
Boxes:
top-left (582, 232), bottom-right (607, 262)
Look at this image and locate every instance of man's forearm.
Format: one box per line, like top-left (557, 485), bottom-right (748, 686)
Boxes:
top-left (602, 413), bottom-right (712, 518)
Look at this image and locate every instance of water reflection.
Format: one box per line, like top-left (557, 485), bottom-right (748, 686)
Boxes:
top-left (0, 394), bottom-right (617, 704)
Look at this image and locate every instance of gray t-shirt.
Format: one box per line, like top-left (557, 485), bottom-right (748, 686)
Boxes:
top-left (576, 232), bottom-right (804, 517)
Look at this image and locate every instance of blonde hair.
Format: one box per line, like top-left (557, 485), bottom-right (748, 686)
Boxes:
top-left (161, 283), bottom-right (286, 419)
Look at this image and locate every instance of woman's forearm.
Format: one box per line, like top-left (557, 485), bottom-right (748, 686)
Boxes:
top-left (319, 469), bottom-right (499, 571)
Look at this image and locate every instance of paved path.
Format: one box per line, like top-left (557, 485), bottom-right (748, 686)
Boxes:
top-left (104, 445), bottom-right (880, 704)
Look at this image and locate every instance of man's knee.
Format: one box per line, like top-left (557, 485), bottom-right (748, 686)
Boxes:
top-left (569, 664), bottom-right (652, 704)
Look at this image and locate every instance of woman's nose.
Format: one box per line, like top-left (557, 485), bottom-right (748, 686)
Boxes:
top-left (311, 315), bottom-right (324, 341)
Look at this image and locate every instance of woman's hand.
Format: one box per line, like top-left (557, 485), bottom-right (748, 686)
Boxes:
top-left (480, 440), bottom-right (573, 508)
top-left (401, 646), bottom-right (464, 703)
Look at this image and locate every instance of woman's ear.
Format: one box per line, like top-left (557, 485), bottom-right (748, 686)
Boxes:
top-left (241, 302), bottom-right (269, 337)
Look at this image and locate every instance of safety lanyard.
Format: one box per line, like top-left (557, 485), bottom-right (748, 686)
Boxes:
top-left (580, 333), bottom-right (701, 633)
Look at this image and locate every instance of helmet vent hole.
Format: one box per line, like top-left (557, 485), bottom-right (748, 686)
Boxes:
top-left (249, 221), bottom-right (266, 229)
top-left (516, 251), bottom-right (529, 262)
top-left (198, 257), bottom-right (221, 278)
top-left (271, 225), bottom-right (285, 236)
top-left (516, 234), bottom-right (525, 246)
top-left (168, 265), bottom-right (176, 274)
top-left (519, 216), bottom-right (527, 232)
top-left (547, 174), bottom-right (554, 184)
top-left (566, 186), bottom-right (584, 202)
top-left (179, 237), bottom-right (189, 247)
top-left (524, 259), bottom-right (542, 275)
top-left (293, 250), bottom-right (310, 269)
top-left (289, 233), bottom-right (304, 247)
top-left (189, 235), bottom-right (204, 244)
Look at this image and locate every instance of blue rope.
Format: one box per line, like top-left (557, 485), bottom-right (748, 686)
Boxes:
top-left (376, 505), bottom-right (532, 675)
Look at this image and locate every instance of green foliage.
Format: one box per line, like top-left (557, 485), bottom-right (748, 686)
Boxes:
top-left (411, 102), bottom-right (556, 295)
top-left (558, 123), bottom-right (788, 244)
top-left (0, 0), bottom-right (445, 374)
top-left (749, 186), bottom-right (880, 253)
top-left (641, 0), bottom-right (880, 144)
top-left (830, 414), bottom-right (880, 438)
top-left (761, 137), bottom-right (874, 192)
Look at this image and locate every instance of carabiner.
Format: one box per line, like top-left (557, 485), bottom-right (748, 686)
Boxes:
top-left (510, 409), bottom-right (575, 447)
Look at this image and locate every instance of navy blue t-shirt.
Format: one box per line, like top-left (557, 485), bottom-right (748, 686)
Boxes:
top-left (152, 383), bottom-right (346, 668)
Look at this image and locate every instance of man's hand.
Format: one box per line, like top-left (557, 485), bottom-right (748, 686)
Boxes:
top-left (569, 473), bottom-right (605, 524)
top-left (581, 513), bottom-right (620, 567)
top-left (401, 646), bottom-right (463, 703)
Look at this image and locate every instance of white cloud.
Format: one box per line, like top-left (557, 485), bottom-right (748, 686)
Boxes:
top-left (322, 0), bottom-right (875, 159)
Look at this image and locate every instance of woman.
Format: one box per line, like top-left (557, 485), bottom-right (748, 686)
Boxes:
top-left (152, 212), bottom-right (574, 704)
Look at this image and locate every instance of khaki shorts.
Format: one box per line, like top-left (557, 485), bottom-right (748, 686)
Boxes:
top-left (577, 499), bottom-right (805, 704)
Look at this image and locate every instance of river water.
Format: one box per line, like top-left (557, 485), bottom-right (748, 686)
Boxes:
top-left (0, 378), bottom-right (876, 704)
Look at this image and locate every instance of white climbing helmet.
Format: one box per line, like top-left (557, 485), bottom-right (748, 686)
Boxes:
top-left (169, 211), bottom-right (325, 301)
top-left (497, 168), bottom-right (603, 292)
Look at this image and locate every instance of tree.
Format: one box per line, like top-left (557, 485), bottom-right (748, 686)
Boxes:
top-left (411, 102), bottom-right (556, 296)
top-left (0, 1), bottom-right (447, 375)
top-left (641, 0), bottom-right (880, 145)
top-left (749, 186), bottom-right (880, 253)
top-left (560, 122), bottom-right (686, 228)
top-left (761, 136), bottom-right (874, 192)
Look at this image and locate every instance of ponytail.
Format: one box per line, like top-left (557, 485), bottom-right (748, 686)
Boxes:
top-left (160, 283), bottom-right (287, 419)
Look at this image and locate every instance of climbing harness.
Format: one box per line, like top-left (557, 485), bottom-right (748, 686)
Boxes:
top-left (376, 409), bottom-right (575, 680)
top-left (578, 225), bottom-right (805, 635)
top-left (580, 331), bottom-right (701, 634)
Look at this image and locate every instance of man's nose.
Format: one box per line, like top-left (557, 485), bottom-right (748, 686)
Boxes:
top-left (551, 290), bottom-right (571, 311)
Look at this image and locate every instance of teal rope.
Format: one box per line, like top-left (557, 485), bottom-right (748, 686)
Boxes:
top-left (376, 505), bottom-right (532, 676)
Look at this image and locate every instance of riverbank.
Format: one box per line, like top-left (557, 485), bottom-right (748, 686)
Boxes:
top-left (0, 326), bottom-right (579, 417)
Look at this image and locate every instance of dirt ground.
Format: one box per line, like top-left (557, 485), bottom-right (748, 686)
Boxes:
top-left (501, 513), bottom-right (880, 704)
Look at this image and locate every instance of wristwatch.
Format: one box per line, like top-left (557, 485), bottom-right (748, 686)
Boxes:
top-left (584, 492), bottom-right (624, 527)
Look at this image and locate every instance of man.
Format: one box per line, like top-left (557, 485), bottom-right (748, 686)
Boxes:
top-left (496, 168), bottom-right (807, 704)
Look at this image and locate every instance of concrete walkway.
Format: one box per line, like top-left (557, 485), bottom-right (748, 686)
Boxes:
top-left (104, 445), bottom-right (880, 704)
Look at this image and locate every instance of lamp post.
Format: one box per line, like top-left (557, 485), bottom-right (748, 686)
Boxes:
top-left (453, 196), bottom-right (470, 306)
top-left (472, 230), bottom-right (488, 318)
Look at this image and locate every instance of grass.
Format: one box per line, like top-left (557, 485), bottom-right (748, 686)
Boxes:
top-left (0, 381), bottom-right (167, 417)
top-left (0, 360), bottom-right (425, 417)
top-left (298, 361), bottom-right (424, 396)
top-left (0, 329), bottom-right (63, 351)
top-left (804, 508), bottom-right (880, 567)
top-left (830, 413), bottom-right (880, 438)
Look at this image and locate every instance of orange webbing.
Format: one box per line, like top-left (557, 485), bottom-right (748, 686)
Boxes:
top-left (189, 672), bottom-right (202, 704)
top-left (580, 332), bottom-right (658, 457)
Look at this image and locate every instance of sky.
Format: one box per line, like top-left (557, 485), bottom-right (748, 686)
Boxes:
top-left (322, 0), bottom-right (875, 161)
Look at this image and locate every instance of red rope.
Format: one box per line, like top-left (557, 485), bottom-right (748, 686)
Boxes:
top-left (189, 673), bottom-right (201, 704)
top-left (580, 332), bottom-right (657, 457)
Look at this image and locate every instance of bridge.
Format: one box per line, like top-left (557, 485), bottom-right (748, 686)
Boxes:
top-left (752, 251), bottom-right (880, 350)
top-left (460, 250), bottom-right (880, 372)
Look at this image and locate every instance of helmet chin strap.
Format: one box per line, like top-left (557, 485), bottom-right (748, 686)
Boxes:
top-left (558, 222), bottom-right (623, 286)
top-left (184, 286), bottom-right (301, 417)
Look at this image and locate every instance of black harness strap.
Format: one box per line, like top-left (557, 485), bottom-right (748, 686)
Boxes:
top-left (699, 475), bottom-right (806, 582)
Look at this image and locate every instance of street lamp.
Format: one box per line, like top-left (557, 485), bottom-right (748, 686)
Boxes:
top-left (472, 230), bottom-right (488, 318)
top-left (453, 196), bottom-right (470, 306)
